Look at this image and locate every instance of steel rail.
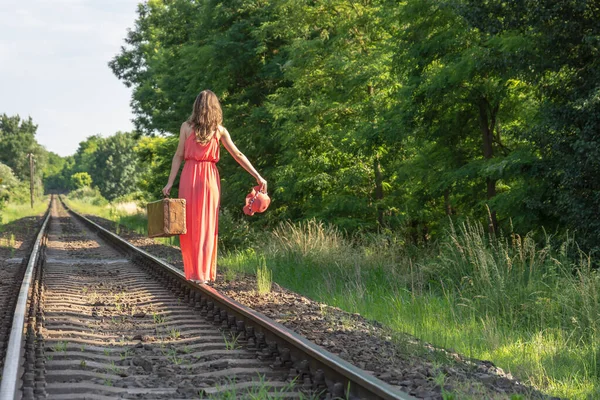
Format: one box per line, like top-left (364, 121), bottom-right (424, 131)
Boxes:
top-left (0, 200), bottom-right (51, 400)
top-left (61, 197), bottom-right (415, 400)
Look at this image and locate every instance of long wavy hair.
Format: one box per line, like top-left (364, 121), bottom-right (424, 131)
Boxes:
top-left (187, 90), bottom-right (223, 144)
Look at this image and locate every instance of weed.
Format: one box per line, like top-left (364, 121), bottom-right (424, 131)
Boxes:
top-left (164, 348), bottom-right (183, 365)
top-left (80, 360), bottom-right (87, 368)
top-left (169, 328), bottom-right (181, 340)
top-left (107, 361), bottom-right (121, 375)
top-left (120, 350), bottom-right (132, 360)
top-left (53, 341), bottom-right (68, 352)
top-left (205, 374), bottom-right (311, 399)
top-left (223, 267), bottom-right (237, 282)
top-left (153, 312), bottom-right (165, 324)
top-left (256, 256), bottom-right (272, 295)
top-left (223, 333), bottom-right (241, 350)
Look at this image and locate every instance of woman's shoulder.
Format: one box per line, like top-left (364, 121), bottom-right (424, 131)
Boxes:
top-left (217, 125), bottom-right (229, 139)
top-left (181, 121), bottom-right (194, 140)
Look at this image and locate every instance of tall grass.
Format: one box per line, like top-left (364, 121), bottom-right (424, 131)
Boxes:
top-left (256, 256), bottom-right (272, 295)
top-left (0, 198), bottom-right (48, 226)
top-left (220, 219), bottom-right (600, 399)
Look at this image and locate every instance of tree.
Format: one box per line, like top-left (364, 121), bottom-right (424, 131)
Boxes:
top-left (110, 0), bottom-right (286, 220)
top-left (88, 132), bottom-right (143, 201)
top-left (42, 151), bottom-right (68, 192)
top-left (392, 1), bottom-right (537, 234)
top-left (0, 162), bottom-right (19, 203)
top-left (264, 0), bottom-right (400, 231)
top-left (71, 172), bottom-right (92, 189)
top-left (454, 0), bottom-right (600, 250)
top-left (0, 114), bottom-right (46, 181)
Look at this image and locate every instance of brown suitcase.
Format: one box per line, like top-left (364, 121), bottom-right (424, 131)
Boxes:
top-left (147, 198), bottom-right (187, 238)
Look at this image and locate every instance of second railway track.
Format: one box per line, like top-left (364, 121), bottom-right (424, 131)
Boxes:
top-left (0, 197), bottom-right (413, 400)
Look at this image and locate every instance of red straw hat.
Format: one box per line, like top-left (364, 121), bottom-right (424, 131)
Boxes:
top-left (243, 186), bottom-right (270, 216)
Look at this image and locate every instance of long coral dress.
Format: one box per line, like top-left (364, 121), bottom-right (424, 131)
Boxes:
top-left (178, 133), bottom-right (220, 281)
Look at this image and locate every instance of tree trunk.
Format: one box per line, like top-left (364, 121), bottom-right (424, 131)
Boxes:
top-left (410, 219), bottom-right (419, 245)
top-left (444, 188), bottom-right (452, 216)
top-left (374, 156), bottom-right (384, 228)
top-left (478, 98), bottom-right (498, 233)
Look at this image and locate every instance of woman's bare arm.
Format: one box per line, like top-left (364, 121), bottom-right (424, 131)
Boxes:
top-left (219, 126), bottom-right (267, 192)
top-left (162, 123), bottom-right (188, 196)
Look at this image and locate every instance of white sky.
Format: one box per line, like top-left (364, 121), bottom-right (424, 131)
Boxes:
top-left (0, 0), bottom-right (140, 157)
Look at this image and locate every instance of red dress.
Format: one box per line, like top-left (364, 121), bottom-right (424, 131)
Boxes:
top-left (178, 133), bottom-right (220, 281)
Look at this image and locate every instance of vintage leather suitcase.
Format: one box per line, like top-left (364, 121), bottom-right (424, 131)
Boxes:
top-left (147, 198), bottom-right (187, 238)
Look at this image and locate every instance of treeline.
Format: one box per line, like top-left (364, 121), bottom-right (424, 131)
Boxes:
top-left (0, 114), bottom-right (63, 209)
top-left (106, 0), bottom-right (599, 252)
top-left (49, 133), bottom-right (145, 202)
top-left (0, 114), bottom-right (145, 212)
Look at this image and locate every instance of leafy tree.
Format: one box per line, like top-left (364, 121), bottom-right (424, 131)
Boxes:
top-left (135, 135), bottom-right (175, 200)
top-left (0, 162), bottom-right (19, 204)
top-left (88, 132), bottom-right (143, 201)
top-left (42, 151), bottom-right (68, 192)
top-left (452, 0), bottom-right (600, 250)
top-left (110, 0), bottom-right (286, 221)
top-left (391, 1), bottom-right (540, 235)
top-left (71, 172), bottom-right (92, 189)
top-left (0, 114), bottom-right (46, 182)
top-left (108, 0), bottom-right (600, 249)
top-left (264, 0), bottom-right (400, 231)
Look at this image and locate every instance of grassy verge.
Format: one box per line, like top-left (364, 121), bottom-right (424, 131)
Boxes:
top-left (0, 197), bottom-right (49, 226)
top-left (220, 220), bottom-right (599, 400)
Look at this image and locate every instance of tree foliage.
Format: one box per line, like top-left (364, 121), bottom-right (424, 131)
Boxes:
top-left (71, 172), bottom-right (92, 189)
top-left (86, 132), bottom-right (144, 201)
top-left (104, 0), bottom-right (600, 250)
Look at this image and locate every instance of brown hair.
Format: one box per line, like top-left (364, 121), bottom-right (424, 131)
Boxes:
top-left (187, 90), bottom-right (223, 144)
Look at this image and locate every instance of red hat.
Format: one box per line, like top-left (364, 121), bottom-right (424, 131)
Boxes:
top-left (244, 186), bottom-right (270, 216)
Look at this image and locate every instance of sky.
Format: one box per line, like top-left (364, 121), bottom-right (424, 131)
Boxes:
top-left (0, 0), bottom-right (140, 157)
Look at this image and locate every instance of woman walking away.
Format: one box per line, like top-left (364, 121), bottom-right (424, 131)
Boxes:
top-left (162, 90), bottom-right (267, 284)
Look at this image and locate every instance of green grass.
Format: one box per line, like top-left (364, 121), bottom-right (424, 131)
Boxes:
top-left (0, 197), bottom-right (48, 226)
top-left (256, 256), bottom-right (272, 295)
top-left (220, 220), bottom-right (600, 400)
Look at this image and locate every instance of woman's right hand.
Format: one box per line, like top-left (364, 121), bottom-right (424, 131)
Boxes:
top-left (257, 176), bottom-right (267, 192)
top-left (162, 183), bottom-right (173, 197)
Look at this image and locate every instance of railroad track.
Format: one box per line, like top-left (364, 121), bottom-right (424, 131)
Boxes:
top-left (0, 196), bottom-right (414, 400)
top-left (0, 205), bottom-right (49, 378)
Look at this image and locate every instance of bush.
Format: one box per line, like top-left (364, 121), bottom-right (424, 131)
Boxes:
top-left (218, 207), bottom-right (255, 251)
top-left (67, 187), bottom-right (108, 206)
top-left (71, 172), bottom-right (92, 189)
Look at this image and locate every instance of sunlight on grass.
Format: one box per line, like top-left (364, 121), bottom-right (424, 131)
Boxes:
top-left (0, 197), bottom-right (48, 226)
top-left (220, 219), bottom-right (600, 400)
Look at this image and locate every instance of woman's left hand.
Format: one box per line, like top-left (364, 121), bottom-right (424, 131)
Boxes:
top-left (256, 177), bottom-right (267, 193)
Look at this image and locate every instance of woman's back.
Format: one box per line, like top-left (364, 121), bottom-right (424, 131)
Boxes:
top-left (184, 130), bottom-right (220, 162)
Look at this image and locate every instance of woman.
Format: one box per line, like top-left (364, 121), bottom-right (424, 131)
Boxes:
top-left (162, 90), bottom-right (267, 283)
